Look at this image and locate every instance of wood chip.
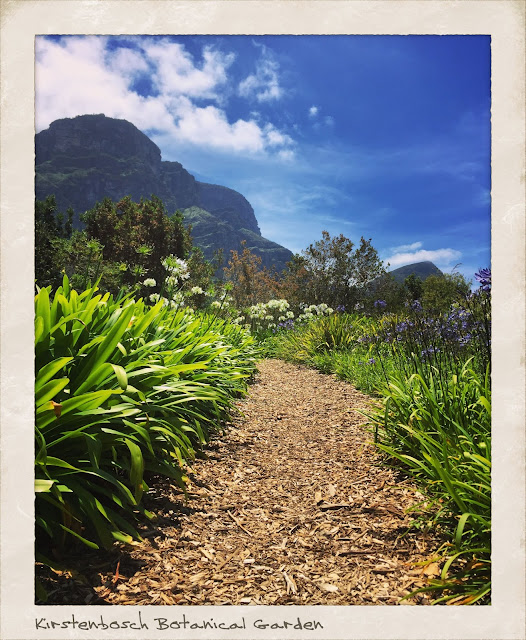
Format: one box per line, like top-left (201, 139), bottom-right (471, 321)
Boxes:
top-left (38, 359), bottom-right (441, 607)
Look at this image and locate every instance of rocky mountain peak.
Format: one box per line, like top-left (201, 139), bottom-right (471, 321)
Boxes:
top-left (35, 114), bottom-right (293, 272)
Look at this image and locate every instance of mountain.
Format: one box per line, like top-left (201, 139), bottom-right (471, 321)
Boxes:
top-left (35, 114), bottom-right (293, 272)
top-left (388, 261), bottom-right (443, 283)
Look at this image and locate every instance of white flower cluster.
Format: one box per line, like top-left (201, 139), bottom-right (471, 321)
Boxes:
top-left (248, 299), bottom-right (290, 321)
top-left (149, 291), bottom-right (186, 309)
top-left (296, 303), bottom-right (334, 323)
top-left (246, 299), bottom-right (293, 332)
top-left (190, 286), bottom-right (204, 295)
top-left (161, 255), bottom-right (190, 283)
top-left (142, 278), bottom-right (156, 287)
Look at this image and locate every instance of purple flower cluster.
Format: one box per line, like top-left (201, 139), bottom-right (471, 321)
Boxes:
top-left (358, 358), bottom-right (376, 366)
top-left (277, 318), bottom-right (294, 331)
top-left (421, 346), bottom-right (440, 359)
top-left (475, 268), bottom-right (491, 292)
top-left (374, 300), bottom-right (387, 310)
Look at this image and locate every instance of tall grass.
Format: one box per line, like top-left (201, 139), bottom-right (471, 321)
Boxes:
top-left (369, 360), bottom-right (491, 604)
top-left (35, 276), bottom-right (259, 598)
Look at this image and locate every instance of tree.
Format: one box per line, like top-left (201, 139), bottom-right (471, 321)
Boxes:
top-left (404, 273), bottom-right (424, 302)
top-left (82, 195), bottom-right (193, 290)
top-left (35, 196), bottom-right (73, 288)
top-left (421, 273), bottom-right (471, 313)
top-left (298, 231), bottom-right (385, 309)
top-left (366, 273), bottom-right (406, 313)
top-left (223, 241), bottom-right (280, 307)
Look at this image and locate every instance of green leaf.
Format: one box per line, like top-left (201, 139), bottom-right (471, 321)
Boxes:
top-left (59, 524), bottom-right (99, 549)
top-left (35, 479), bottom-right (55, 492)
top-left (35, 287), bottom-right (51, 337)
top-left (72, 303), bottom-right (135, 392)
top-left (125, 439), bottom-right (145, 502)
top-left (111, 364), bottom-right (128, 391)
top-left (36, 357), bottom-right (73, 388)
top-left (35, 377), bottom-right (69, 406)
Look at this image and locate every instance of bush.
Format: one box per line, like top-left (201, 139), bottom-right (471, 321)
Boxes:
top-left (35, 276), bottom-right (259, 597)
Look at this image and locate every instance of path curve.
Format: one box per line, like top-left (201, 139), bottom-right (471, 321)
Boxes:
top-left (45, 359), bottom-right (440, 605)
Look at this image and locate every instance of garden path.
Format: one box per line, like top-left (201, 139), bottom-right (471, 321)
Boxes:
top-left (47, 359), bottom-right (441, 605)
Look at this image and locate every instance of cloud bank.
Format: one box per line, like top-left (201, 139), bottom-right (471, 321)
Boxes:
top-left (35, 36), bottom-right (295, 159)
top-left (385, 247), bottom-right (462, 270)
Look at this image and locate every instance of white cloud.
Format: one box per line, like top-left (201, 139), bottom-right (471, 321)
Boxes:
top-left (309, 105), bottom-right (318, 117)
top-left (264, 124), bottom-right (294, 148)
top-left (277, 149), bottom-right (295, 161)
top-left (324, 115), bottom-right (334, 126)
top-left (35, 36), bottom-right (295, 160)
top-left (145, 41), bottom-right (235, 99)
top-left (35, 36), bottom-right (141, 131)
top-left (108, 47), bottom-right (149, 77)
top-left (174, 101), bottom-right (265, 153)
top-left (238, 46), bottom-right (283, 102)
top-left (391, 241), bottom-right (423, 253)
top-left (385, 248), bottom-right (462, 270)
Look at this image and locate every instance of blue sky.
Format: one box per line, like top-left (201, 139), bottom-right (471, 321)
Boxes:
top-left (35, 35), bottom-right (491, 283)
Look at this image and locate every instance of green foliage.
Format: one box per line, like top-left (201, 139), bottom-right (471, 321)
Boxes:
top-left (421, 273), bottom-right (471, 313)
top-left (82, 195), bottom-right (192, 290)
top-left (269, 313), bottom-right (364, 361)
top-left (365, 273), bottom-right (406, 313)
top-left (368, 361), bottom-right (491, 604)
top-left (35, 195), bottom-right (74, 288)
top-left (35, 195), bottom-right (221, 302)
top-left (404, 273), bottom-right (424, 301)
top-left (295, 232), bottom-right (385, 309)
top-left (35, 276), bottom-right (259, 590)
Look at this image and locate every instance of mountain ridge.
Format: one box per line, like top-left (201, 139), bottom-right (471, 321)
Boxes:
top-left (35, 114), bottom-right (291, 271)
top-left (388, 261), bottom-right (443, 283)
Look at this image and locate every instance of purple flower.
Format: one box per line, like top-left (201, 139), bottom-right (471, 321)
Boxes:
top-left (336, 305), bottom-right (346, 312)
top-left (411, 300), bottom-right (423, 313)
top-left (475, 268), bottom-right (491, 291)
top-left (421, 346), bottom-right (440, 359)
top-left (374, 300), bottom-right (387, 309)
top-left (367, 358), bottom-right (376, 365)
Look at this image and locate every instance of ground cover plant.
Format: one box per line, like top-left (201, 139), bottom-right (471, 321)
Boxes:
top-left (35, 275), bottom-right (259, 599)
top-left (268, 269), bottom-right (491, 604)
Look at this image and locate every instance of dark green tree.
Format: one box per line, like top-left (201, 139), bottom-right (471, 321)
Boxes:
top-left (35, 195), bottom-right (73, 288)
top-left (82, 195), bottom-right (193, 290)
top-left (404, 273), bottom-right (424, 301)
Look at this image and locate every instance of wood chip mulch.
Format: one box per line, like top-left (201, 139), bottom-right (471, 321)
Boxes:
top-left (39, 358), bottom-right (444, 606)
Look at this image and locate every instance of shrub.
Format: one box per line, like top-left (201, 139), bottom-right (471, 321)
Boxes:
top-left (35, 276), bottom-right (259, 597)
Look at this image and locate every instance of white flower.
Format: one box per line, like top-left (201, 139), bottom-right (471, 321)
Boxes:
top-left (211, 300), bottom-right (222, 309)
top-left (190, 286), bottom-right (203, 295)
top-left (143, 278), bottom-right (156, 287)
top-left (149, 293), bottom-right (160, 303)
top-left (162, 255), bottom-right (190, 281)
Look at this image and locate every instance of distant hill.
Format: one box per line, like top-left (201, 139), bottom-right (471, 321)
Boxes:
top-left (388, 261), bottom-right (443, 283)
top-left (35, 114), bottom-right (293, 273)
